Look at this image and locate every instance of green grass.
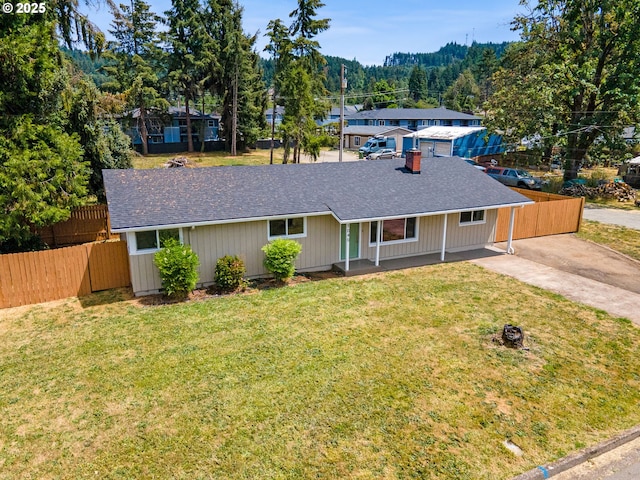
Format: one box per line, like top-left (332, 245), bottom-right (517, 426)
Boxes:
top-left (2, 263), bottom-right (640, 479)
top-left (577, 219), bottom-right (640, 261)
top-left (132, 148), bottom-right (285, 169)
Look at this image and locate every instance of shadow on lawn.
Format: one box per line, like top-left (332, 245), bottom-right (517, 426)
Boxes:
top-left (78, 287), bottom-right (135, 308)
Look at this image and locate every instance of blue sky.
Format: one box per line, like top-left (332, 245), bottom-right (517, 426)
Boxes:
top-left (89, 0), bottom-right (525, 66)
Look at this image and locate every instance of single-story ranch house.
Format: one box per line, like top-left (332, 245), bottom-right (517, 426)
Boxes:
top-left (104, 157), bottom-right (533, 296)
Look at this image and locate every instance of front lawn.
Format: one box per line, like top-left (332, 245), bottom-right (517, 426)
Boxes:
top-left (1, 263), bottom-right (639, 479)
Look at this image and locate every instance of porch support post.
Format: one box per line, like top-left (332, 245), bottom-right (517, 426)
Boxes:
top-left (506, 207), bottom-right (516, 254)
top-left (440, 213), bottom-right (448, 261)
top-left (375, 220), bottom-right (381, 266)
top-left (345, 223), bottom-right (350, 272)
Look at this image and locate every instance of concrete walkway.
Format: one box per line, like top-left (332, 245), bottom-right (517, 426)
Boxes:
top-left (583, 204), bottom-right (640, 230)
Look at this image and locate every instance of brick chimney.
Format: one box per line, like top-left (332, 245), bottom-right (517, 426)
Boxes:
top-left (405, 149), bottom-right (421, 174)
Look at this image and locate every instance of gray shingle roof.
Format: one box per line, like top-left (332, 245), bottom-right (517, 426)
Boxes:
top-left (103, 158), bottom-right (532, 231)
top-left (347, 107), bottom-right (480, 121)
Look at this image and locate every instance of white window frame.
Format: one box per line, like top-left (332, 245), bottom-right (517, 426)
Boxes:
top-left (128, 228), bottom-right (184, 255)
top-left (459, 210), bottom-right (486, 226)
top-left (354, 136), bottom-right (361, 146)
top-left (368, 217), bottom-right (419, 246)
top-left (267, 217), bottom-right (307, 240)
top-left (378, 120), bottom-right (385, 126)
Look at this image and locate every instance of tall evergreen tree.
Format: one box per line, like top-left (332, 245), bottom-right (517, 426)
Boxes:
top-left (408, 66), bottom-right (428, 102)
top-left (204, 0), bottom-right (265, 155)
top-left (274, 0), bottom-right (330, 163)
top-left (104, 0), bottom-right (166, 155)
top-left (0, 15), bottom-right (88, 247)
top-left (164, 0), bottom-right (211, 153)
top-left (264, 18), bottom-right (293, 163)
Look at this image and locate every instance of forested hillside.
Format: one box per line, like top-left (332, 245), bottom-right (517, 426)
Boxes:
top-left (262, 41), bottom-right (512, 108)
top-left (67, 40), bottom-right (511, 109)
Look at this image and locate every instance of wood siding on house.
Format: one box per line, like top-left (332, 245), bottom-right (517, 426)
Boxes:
top-left (127, 215), bottom-right (341, 295)
top-left (127, 212), bottom-right (500, 295)
top-left (360, 211), bottom-right (496, 261)
top-left (128, 253), bottom-right (163, 295)
top-left (446, 209), bottom-right (498, 251)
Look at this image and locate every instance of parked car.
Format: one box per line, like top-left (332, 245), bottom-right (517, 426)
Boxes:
top-left (485, 167), bottom-right (542, 190)
top-left (359, 136), bottom-right (397, 156)
top-left (464, 159), bottom-right (486, 171)
top-left (550, 159), bottom-right (563, 171)
top-left (367, 148), bottom-right (397, 160)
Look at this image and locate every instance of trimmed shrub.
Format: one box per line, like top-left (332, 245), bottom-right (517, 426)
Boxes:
top-left (153, 238), bottom-right (199, 298)
top-left (261, 239), bottom-right (302, 282)
top-left (215, 255), bottom-right (246, 291)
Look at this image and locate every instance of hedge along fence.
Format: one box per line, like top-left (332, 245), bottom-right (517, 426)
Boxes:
top-left (0, 241), bottom-right (130, 309)
top-left (495, 188), bottom-right (585, 242)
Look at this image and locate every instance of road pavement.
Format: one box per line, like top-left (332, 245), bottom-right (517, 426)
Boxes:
top-left (582, 204), bottom-right (640, 229)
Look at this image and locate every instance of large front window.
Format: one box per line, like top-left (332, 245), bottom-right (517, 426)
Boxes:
top-left (268, 217), bottom-right (306, 239)
top-left (369, 217), bottom-right (417, 245)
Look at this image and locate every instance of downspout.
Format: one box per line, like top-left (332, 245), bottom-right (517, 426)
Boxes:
top-left (440, 214), bottom-right (448, 261)
top-left (345, 223), bottom-right (350, 272)
top-left (375, 220), bottom-right (381, 266)
top-left (506, 207), bottom-right (516, 254)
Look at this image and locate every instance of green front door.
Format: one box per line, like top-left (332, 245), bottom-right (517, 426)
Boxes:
top-left (340, 223), bottom-right (360, 261)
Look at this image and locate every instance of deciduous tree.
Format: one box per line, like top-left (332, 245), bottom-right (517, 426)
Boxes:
top-left (443, 69), bottom-right (481, 113)
top-left (486, 0), bottom-right (640, 179)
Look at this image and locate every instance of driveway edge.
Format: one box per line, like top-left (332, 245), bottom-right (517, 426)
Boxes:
top-left (511, 425), bottom-right (640, 479)
top-left (580, 236), bottom-right (640, 266)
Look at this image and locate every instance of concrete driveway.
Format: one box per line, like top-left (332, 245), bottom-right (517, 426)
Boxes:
top-left (472, 234), bottom-right (640, 325)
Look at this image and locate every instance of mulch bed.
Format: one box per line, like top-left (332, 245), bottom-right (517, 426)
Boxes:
top-left (134, 271), bottom-right (342, 307)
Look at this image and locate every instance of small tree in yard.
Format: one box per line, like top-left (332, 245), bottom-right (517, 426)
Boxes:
top-left (261, 239), bottom-right (302, 282)
top-left (153, 238), bottom-right (199, 298)
top-left (215, 255), bottom-right (246, 291)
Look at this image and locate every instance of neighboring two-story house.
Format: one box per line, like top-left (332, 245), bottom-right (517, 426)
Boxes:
top-left (346, 107), bottom-right (481, 131)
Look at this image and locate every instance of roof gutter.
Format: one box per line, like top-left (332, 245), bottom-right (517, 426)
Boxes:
top-left (111, 200), bottom-right (534, 233)
top-left (330, 201), bottom-right (533, 225)
top-left (109, 210), bottom-right (333, 233)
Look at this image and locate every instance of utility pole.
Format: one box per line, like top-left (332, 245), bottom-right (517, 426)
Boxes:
top-left (269, 88), bottom-right (276, 164)
top-left (231, 64), bottom-right (238, 156)
top-left (339, 64), bottom-right (346, 162)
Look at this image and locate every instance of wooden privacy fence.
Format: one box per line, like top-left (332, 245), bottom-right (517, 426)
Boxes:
top-left (495, 188), bottom-right (585, 242)
top-left (0, 241), bottom-right (130, 309)
top-left (36, 205), bottom-right (116, 247)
